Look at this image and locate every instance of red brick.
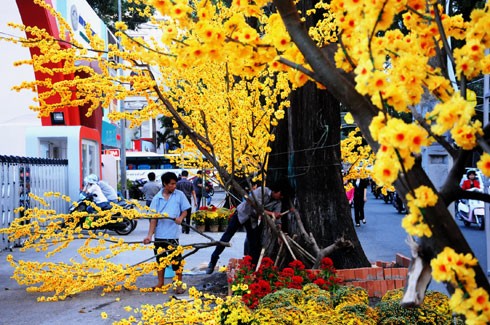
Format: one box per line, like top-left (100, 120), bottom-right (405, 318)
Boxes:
top-left (336, 270), bottom-right (346, 281)
top-left (349, 269), bottom-right (358, 278)
top-left (366, 268), bottom-right (378, 280)
top-left (386, 279), bottom-right (395, 291)
top-left (398, 268), bottom-right (408, 278)
top-left (354, 268), bottom-right (364, 280)
top-left (338, 269), bottom-right (356, 281)
top-left (375, 261), bottom-right (384, 267)
top-left (391, 268), bottom-right (399, 279)
top-left (374, 266), bottom-right (384, 280)
top-left (380, 280), bottom-right (388, 296)
top-left (395, 279), bottom-right (405, 289)
top-left (372, 280), bottom-right (382, 297)
top-left (396, 253), bottom-right (411, 267)
top-left (384, 268), bottom-right (392, 279)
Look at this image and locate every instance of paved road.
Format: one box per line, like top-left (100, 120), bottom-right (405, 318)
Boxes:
top-left (357, 189), bottom-right (487, 294)
top-left (0, 189), bottom-right (486, 324)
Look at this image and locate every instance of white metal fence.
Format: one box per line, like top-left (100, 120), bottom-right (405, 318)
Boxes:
top-left (1, 156), bottom-right (68, 251)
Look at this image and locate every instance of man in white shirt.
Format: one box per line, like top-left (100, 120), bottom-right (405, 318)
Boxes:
top-left (83, 174), bottom-right (111, 212)
top-left (98, 179), bottom-right (118, 202)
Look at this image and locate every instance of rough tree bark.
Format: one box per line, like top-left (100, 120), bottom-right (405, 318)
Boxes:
top-left (289, 83), bottom-right (370, 269)
top-left (265, 0), bottom-right (370, 270)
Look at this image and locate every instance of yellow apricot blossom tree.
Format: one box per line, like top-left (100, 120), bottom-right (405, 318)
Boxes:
top-left (273, 0), bottom-right (490, 320)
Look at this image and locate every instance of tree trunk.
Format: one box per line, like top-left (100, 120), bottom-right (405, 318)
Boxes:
top-left (265, 0), bottom-right (370, 269)
top-left (289, 83), bottom-right (370, 268)
top-left (268, 82), bottom-right (370, 269)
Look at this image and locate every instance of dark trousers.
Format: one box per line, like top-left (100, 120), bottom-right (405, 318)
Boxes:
top-left (210, 212), bottom-right (261, 266)
top-left (196, 195), bottom-right (202, 209)
top-left (210, 212), bottom-right (241, 264)
top-left (353, 196), bottom-right (365, 224)
top-left (182, 196), bottom-right (192, 234)
top-left (182, 207), bottom-right (192, 234)
top-left (244, 221), bottom-right (262, 266)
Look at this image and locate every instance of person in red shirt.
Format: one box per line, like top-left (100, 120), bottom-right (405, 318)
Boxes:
top-left (462, 170), bottom-right (480, 190)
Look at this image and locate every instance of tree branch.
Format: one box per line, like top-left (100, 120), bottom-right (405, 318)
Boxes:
top-left (410, 107), bottom-right (457, 158)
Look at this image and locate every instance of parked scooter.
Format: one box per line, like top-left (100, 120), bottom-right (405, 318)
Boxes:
top-left (456, 188), bottom-right (485, 230)
top-left (382, 189), bottom-right (394, 204)
top-left (392, 191), bottom-right (406, 214)
top-left (67, 192), bottom-right (137, 235)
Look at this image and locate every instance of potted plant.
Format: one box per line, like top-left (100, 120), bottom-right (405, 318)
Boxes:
top-left (205, 207), bottom-right (220, 232)
top-left (191, 209), bottom-right (207, 232)
top-left (217, 207), bottom-right (235, 231)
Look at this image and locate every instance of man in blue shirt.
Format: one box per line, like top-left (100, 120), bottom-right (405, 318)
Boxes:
top-left (143, 172), bottom-right (191, 293)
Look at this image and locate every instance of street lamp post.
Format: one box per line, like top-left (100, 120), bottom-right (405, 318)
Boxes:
top-left (118, 0), bottom-right (127, 198)
top-left (484, 52), bottom-right (490, 277)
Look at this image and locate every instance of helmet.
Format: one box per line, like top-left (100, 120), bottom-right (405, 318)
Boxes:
top-left (86, 174), bottom-right (99, 184)
top-left (466, 170), bottom-right (477, 178)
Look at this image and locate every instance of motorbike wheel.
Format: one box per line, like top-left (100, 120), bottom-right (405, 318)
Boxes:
top-left (66, 203), bottom-right (88, 229)
top-left (383, 193), bottom-right (392, 204)
top-left (115, 218), bottom-right (134, 235)
top-left (130, 219), bottom-right (138, 232)
top-left (478, 216), bottom-right (485, 230)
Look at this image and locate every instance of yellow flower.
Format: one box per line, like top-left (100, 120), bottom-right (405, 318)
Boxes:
top-left (412, 185), bottom-right (438, 208)
top-left (431, 249), bottom-right (456, 283)
top-left (468, 287), bottom-right (490, 312)
top-left (369, 113), bottom-right (386, 142)
top-left (401, 210), bottom-right (432, 238)
top-left (114, 21), bottom-right (128, 31)
top-left (218, 265), bottom-right (227, 273)
top-left (344, 112), bottom-right (354, 124)
top-left (170, 3), bottom-right (190, 20)
top-left (477, 153), bottom-right (490, 177)
top-left (100, 312), bottom-right (108, 319)
top-left (372, 158), bottom-right (399, 186)
top-left (451, 121), bottom-right (482, 150)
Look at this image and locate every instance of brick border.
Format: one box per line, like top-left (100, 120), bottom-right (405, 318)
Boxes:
top-left (227, 254), bottom-right (411, 298)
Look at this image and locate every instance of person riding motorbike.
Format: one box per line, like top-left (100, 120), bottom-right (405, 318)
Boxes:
top-left (457, 169), bottom-right (485, 230)
top-left (82, 174), bottom-right (111, 213)
top-left (462, 170), bottom-right (480, 190)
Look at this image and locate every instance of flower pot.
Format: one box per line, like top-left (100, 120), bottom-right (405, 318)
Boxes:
top-left (219, 223), bottom-right (228, 232)
top-left (195, 224), bottom-right (206, 233)
top-left (209, 224), bottom-right (219, 232)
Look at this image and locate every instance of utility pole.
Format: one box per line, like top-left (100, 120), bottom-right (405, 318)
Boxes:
top-left (484, 49), bottom-right (489, 277)
top-left (118, 0), bottom-right (127, 198)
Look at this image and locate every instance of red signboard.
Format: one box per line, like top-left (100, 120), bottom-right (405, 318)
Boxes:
top-left (104, 149), bottom-right (120, 158)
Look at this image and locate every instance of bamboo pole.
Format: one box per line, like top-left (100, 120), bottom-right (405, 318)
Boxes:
top-left (279, 230), bottom-right (297, 260)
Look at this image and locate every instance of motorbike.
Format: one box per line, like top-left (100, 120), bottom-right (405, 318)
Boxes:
top-left (67, 192), bottom-right (137, 235)
top-left (129, 178), bottom-right (146, 200)
top-left (370, 181), bottom-right (382, 199)
top-left (205, 180), bottom-right (214, 197)
top-left (392, 191), bottom-right (406, 214)
top-left (456, 188), bottom-right (485, 230)
top-left (382, 189), bottom-right (394, 204)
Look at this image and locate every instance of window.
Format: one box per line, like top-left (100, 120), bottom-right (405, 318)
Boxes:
top-left (82, 139), bottom-right (99, 180)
